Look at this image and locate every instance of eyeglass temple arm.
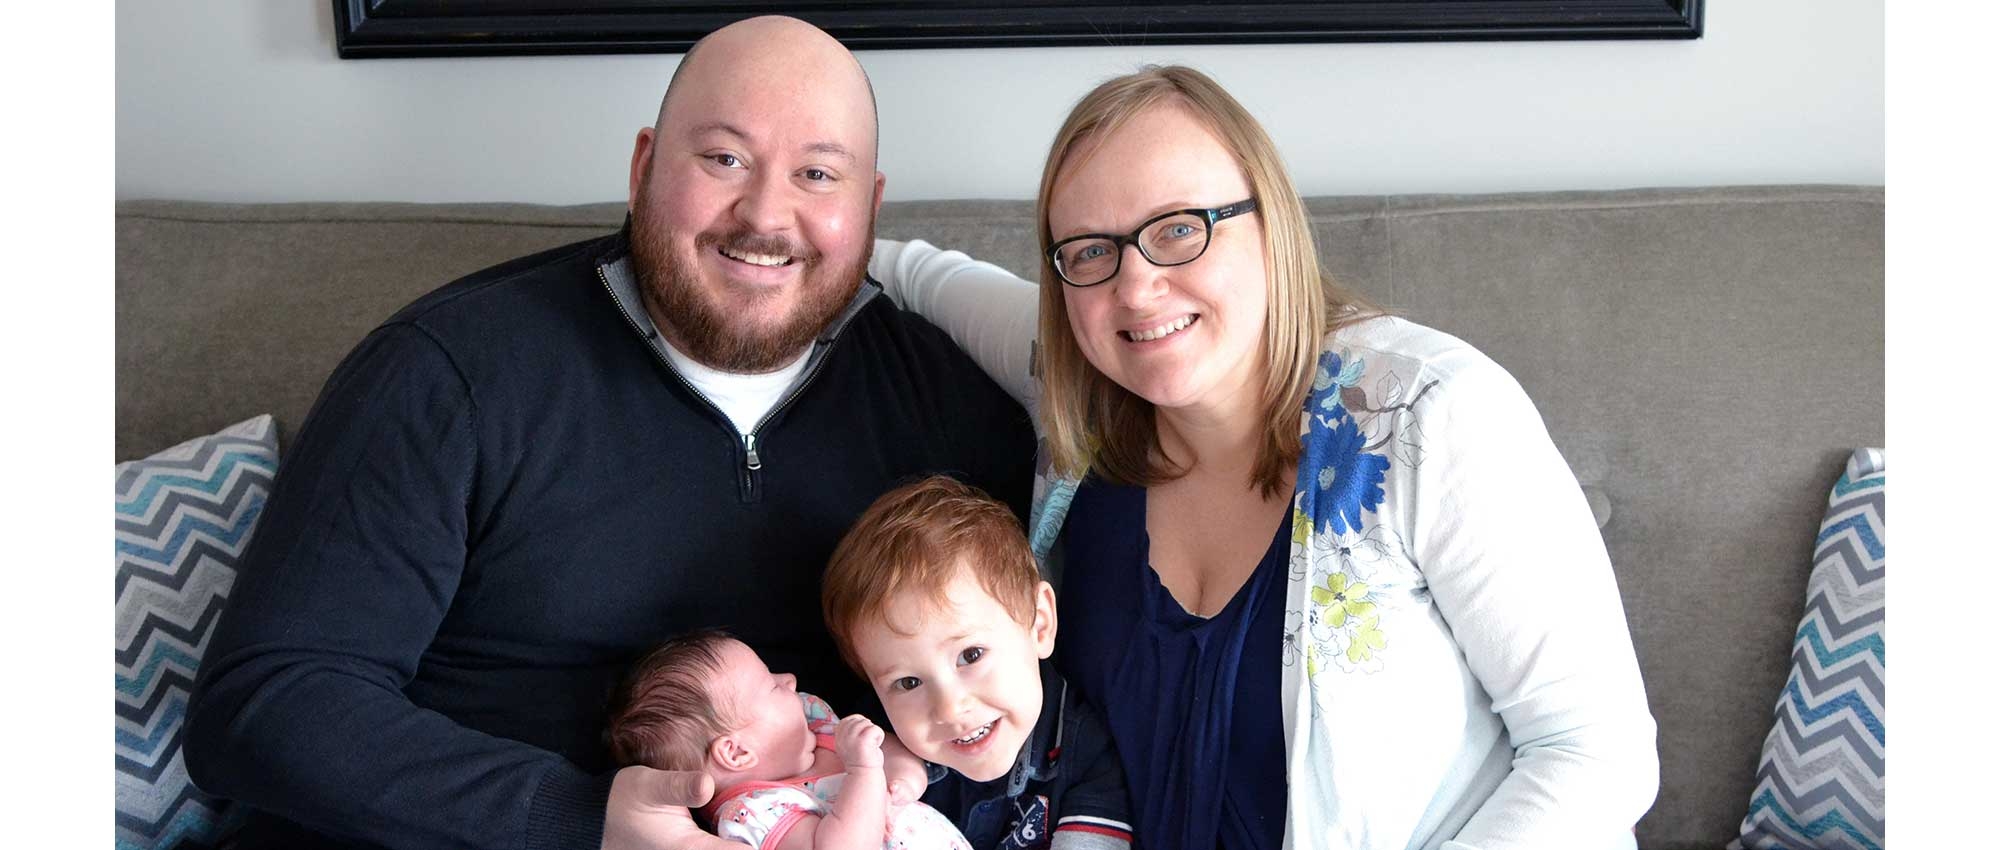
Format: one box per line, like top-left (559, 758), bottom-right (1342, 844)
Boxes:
top-left (1213, 198), bottom-right (1259, 222)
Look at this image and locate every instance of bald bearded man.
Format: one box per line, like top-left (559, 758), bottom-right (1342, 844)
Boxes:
top-left (184, 17), bottom-right (1034, 850)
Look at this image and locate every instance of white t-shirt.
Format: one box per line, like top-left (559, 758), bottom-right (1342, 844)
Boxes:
top-left (659, 340), bottom-right (812, 436)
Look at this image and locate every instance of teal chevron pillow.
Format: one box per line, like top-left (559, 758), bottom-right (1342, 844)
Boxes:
top-left (115, 416), bottom-right (276, 850)
top-left (1731, 448), bottom-right (1884, 850)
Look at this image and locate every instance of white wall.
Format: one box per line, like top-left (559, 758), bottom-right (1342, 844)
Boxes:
top-left (115, 2), bottom-right (1882, 204)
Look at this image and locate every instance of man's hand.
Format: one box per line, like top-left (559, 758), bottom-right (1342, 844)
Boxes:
top-left (834, 715), bottom-right (885, 770)
top-left (602, 765), bottom-right (732, 850)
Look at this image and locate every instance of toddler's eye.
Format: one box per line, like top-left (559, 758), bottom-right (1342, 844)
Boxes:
top-left (958, 647), bottom-right (985, 666)
top-left (891, 676), bottom-right (922, 692)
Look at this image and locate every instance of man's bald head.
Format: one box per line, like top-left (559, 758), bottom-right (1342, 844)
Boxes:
top-left (655, 16), bottom-right (879, 166)
top-left (624, 15), bottom-right (888, 375)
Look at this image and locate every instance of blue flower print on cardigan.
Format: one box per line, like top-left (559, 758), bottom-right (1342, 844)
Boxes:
top-left (1288, 345), bottom-right (1444, 675)
top-left (1300, 351), bottom-right (1391, 537)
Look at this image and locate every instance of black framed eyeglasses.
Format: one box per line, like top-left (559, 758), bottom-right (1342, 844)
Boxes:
top-left (1047, 198), bottom-right (1258, 288)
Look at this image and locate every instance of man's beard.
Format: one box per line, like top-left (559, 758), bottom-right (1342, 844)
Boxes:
top-left (629, 193), bottom-right (872, 374)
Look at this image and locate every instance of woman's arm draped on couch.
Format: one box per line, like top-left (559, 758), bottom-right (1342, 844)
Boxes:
top-left (870, 238), bottom-right (1040, 419)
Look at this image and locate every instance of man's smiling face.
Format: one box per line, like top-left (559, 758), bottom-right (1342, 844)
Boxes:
top-left (627, 17), bottom-right (885, 373)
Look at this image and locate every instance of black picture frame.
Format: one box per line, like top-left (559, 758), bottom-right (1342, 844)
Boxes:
top-left (333, 1), bottom-right (1703, 59)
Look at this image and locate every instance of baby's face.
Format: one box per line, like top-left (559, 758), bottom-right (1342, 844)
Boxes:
top-left (850, 564), bottom-right (1056, 782)
top-left (715, 639), bottom-right (817, 780)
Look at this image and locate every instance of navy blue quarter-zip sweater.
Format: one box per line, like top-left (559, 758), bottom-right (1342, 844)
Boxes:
top-left (185, 229), bottom-right (1035, 850)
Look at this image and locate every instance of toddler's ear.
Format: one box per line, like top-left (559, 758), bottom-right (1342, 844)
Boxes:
top-left (709, 734), bottom-right (758, 773)
top-left (1031, 580), bottom-right (1058, 658)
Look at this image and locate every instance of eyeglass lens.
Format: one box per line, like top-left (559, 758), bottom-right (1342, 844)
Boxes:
top-left (1055, 212), bottom-right (1211, 286)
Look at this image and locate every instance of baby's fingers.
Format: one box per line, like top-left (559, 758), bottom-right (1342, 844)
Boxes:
top-left (841, 715), bottom-right (884, 746)
top-left (837, 714), bottom-right (875, 733)
top-left (835, 715), bottom-right (885, 767)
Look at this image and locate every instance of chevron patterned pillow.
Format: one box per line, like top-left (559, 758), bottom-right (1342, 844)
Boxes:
top-left (115, 415), bottom-right (276, 850)
top-left (1731, 448), bottom-right (1884, 850)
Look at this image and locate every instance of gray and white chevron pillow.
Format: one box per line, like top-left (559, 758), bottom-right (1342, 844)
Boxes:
top-left (1731, 448), bottom-right (1884, 850)
top-left (115, 415), bottom-right (276, 850)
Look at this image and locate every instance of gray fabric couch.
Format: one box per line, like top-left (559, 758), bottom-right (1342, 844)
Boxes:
top-left (114, 185), bottom-right (1884, 849)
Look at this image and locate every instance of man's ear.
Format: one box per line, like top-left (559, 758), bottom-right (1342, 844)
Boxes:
top-left (871, 171), bottom-right (886, 217)
top-left (628, 127), bottom-right (658, 212)
top-left (709, 733), bottom-right (758, 773)
top-left (1030, 580), bottom-right (1058, 659)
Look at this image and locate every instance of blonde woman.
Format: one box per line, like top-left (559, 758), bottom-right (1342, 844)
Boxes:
top-left (871, 66), bottom-right (1656, 850)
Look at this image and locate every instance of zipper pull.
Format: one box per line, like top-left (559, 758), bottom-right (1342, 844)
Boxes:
top-left (744, 433), bottom-right (762, 470)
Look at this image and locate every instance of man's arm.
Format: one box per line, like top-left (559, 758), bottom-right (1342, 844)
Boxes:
top-left (183, 324), bottom-right (654, 850)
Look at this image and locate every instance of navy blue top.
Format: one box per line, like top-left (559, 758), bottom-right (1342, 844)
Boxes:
top-left (1055, 478), bottom-right (1288, 850)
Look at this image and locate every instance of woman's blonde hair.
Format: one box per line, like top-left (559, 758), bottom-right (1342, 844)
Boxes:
top-left (1035, 65), bottom-right (1381, 497)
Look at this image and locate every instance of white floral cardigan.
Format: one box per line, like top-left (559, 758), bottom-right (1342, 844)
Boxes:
top-left (875, 240), bottom-right (1659, 850)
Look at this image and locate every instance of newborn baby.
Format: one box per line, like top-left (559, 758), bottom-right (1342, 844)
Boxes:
top-left (608, 631), bottom-right (973, 850)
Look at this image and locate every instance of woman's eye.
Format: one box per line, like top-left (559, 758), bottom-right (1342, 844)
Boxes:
top-left (1075, 244), bottom-right (1108, 261)
top-left (892, 676), bottom-right (921, 692)
top-left (1165, 223), bottom-right (1197, 239)
top-left (958, 647), bottom-right (986, 666)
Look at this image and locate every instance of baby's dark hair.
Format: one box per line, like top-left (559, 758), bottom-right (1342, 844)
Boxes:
top-left (605, 629), bottom-right (738, 772)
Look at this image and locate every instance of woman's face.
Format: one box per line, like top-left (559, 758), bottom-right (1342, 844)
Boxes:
top-left (1050, 104), bottom-right (1268, 420)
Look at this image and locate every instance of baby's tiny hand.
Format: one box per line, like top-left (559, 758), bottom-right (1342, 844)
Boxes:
top-left (834, 714), bottom-right (885, 770)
